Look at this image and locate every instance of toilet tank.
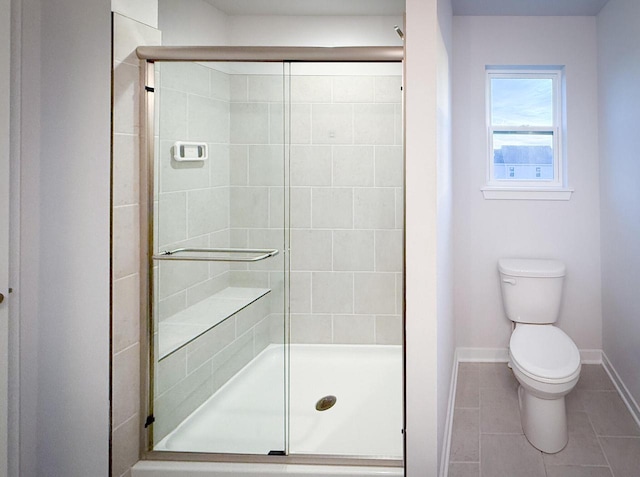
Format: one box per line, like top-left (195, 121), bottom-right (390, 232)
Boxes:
top-left (498, 258), bottom-right (566, 324)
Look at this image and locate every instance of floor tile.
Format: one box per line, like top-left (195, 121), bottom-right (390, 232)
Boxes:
top-left (582, 391), bottom-right (640, 437)
top-left (545, 465), bottom-right (613, 477)
top-left (566, 389), bottom-right (585, 412)
top-left (455, 363), bottom-right (479, 408)
top-left (480, 387), bottom-right (523, 434)
top-left (450, 362), bottom-right (637, 477)
top-left (542, 435), bottom-right (607, 466)
top-left (478, 362), bottom-right (519, 391)
top-left (567, 411), bottom-right (596, 436)
top-left (480, 434), bottom-right (546, 477)
top-left (598, 437), bottom-right (640, 477)
top-left (449, 408), bottom-right (479, 462)
top-left (448, 462), bottom-right (479, 477)
top-left (458, 362), bottom-right (480, 374)
top-left (576, 365), bottom-right (615, 391)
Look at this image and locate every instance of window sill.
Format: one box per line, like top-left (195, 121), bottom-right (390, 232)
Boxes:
top-left (481, 187), bottom-right (574, 201)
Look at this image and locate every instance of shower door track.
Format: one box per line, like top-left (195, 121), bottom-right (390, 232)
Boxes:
top-left (138, 46), bottom-right (405, 469)
top-left (136, 45), bottom-right (404, 63)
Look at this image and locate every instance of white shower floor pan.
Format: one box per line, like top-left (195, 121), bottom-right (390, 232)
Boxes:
top-left (152, 343), bottom-right (403, 460)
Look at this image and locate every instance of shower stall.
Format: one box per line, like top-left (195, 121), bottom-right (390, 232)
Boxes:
top-left (138, 46), bottom-right (404, 470)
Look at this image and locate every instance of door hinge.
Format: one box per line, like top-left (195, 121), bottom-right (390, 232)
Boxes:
top-left (144, 414), bottom-right (155, 428)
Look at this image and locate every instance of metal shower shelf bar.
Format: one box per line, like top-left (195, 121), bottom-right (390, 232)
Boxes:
top-left (153, 247), bottom-right (279, 263)
top-left (135, 46), bottom-right (404, 62)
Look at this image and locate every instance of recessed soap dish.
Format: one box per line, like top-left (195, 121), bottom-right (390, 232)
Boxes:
top-left (173, 141), bottom-right (208, 162)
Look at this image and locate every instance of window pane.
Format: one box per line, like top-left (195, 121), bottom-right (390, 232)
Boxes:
top-left (491, 78), bottom-right (553, 127)
top-left (493, 132), bottom-right (554, 181)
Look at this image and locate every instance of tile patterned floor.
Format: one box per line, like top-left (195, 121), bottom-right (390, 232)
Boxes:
top-left (448, 363), bottom-right (640, 477)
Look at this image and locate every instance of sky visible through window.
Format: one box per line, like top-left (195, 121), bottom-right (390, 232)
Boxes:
top-left (491, 78), bottom-right (553, 127)
top-left (491, 77), bottom-right (555, 180)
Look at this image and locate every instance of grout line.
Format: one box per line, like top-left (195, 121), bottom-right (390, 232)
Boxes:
top-left (478, 431), bottom-right (525, 435)
top-left (113, 271), bottom-right (139, 282)
top-left (593, 427), bottom-right (614, 475)
top-left (113, 341), bottom-right (140, 357)
top-left (373, 313), bottom-right (377, 344)
top-left (112, 411), bottom-right (139, 435)
top-left (546, 464), bottom-right (615, 468)
top-left (478, 410), bottom-right (482, 477)
top-left (351, 272), bottom-right (356, 317)
top-left (351, 104), bottom-right (355, 145)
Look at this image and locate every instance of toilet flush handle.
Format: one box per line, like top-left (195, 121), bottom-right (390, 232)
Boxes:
top-left (502, 278), bottom-right (516, 285)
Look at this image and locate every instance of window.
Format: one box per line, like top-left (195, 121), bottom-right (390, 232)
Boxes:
top-left (483, 67), bottom-right (572, 200)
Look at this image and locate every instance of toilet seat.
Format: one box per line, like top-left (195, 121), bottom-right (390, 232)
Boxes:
top-left (510, 324), bottom-right (581, 384)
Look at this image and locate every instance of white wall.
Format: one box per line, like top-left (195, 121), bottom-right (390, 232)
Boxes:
top-left (436, 0), bottom-right (454, 474)
top-left (17, 0), bottom-right (111, 475)
top-left (7, 1), bottom-right (21, 473)
top-left (597, 0), bottom-right (640, 405)
top-left (158, 2), bottom-right (403, 48)
top-left (405, 0), bottom-right (452, 475)
top-left (229, 16), bottom-right (403, 47)
top-left (159, 0), bottom-right (228, 45)
top-left (0, 0), bottom-right (9, 473)
top-left (38, 0), bottom-right (111, 474)
top-left (452, 16), bottom-right (602, 352)
top-left (112, 0), bottom-right (158, 28)
top-left (14, 1), bottom-right (41, 474)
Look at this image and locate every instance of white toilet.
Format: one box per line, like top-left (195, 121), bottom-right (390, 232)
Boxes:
top-left (498, 258), bottom-right (581, 454)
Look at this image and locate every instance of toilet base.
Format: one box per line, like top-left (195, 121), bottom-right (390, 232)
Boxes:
top-left (518, 385), bottom-right (568, 454)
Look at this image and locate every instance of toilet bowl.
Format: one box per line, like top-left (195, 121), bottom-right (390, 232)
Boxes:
top-left (509, 323), bottom-right (581, 453)
top-left (498, 258), bottom-right (581, 454)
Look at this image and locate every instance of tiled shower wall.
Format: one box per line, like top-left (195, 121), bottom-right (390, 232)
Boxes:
top-left (155, 61), bottom-right (232, 320)
top-left (229, 71), bottom-right (403, 345)
top-left (173, 68), bottom-right (406, 350)
top-left (227, 71), bottom-right (288, 338)
top-left (111, 13), bottom-right (160, 477)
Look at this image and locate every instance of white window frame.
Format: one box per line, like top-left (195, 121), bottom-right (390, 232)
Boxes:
top-left (482, 67), bottom-right (573, 200)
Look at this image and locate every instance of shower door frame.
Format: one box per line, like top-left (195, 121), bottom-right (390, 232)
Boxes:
top-left (138, 46), bottom-right (405, 468)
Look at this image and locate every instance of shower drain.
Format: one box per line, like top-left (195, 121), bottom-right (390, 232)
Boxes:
top-left (315, 395), bottom-right (337, 411)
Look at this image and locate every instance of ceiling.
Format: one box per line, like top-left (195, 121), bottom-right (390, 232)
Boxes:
top-left (204, 0), bottom-right (610, 17)
top-left (452, 0), bottom-right (610, 16)
top-left (203, 0), bottom-right (405, 16)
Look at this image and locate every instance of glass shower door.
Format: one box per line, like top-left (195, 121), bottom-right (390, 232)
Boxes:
top-left (287, 62), bottom-right (404, 459)
top-left (149, 61), bottom-right (288, 455)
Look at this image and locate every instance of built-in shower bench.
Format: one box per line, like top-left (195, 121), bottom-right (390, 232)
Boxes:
top-left (158, 287), bottom-right (270, 359)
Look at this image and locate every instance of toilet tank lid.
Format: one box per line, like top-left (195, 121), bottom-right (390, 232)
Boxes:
top-left (498, 258), bottom-right (566, 278)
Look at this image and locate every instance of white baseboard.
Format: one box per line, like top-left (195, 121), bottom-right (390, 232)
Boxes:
top-left (439, 349), bottom-right (459, 477)
top-left (602, 352), bottom-right (640, 430)
top-left (457, 347), bottom-right (603, 364)
top-left (579, 349), bottom-right (603, 364)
